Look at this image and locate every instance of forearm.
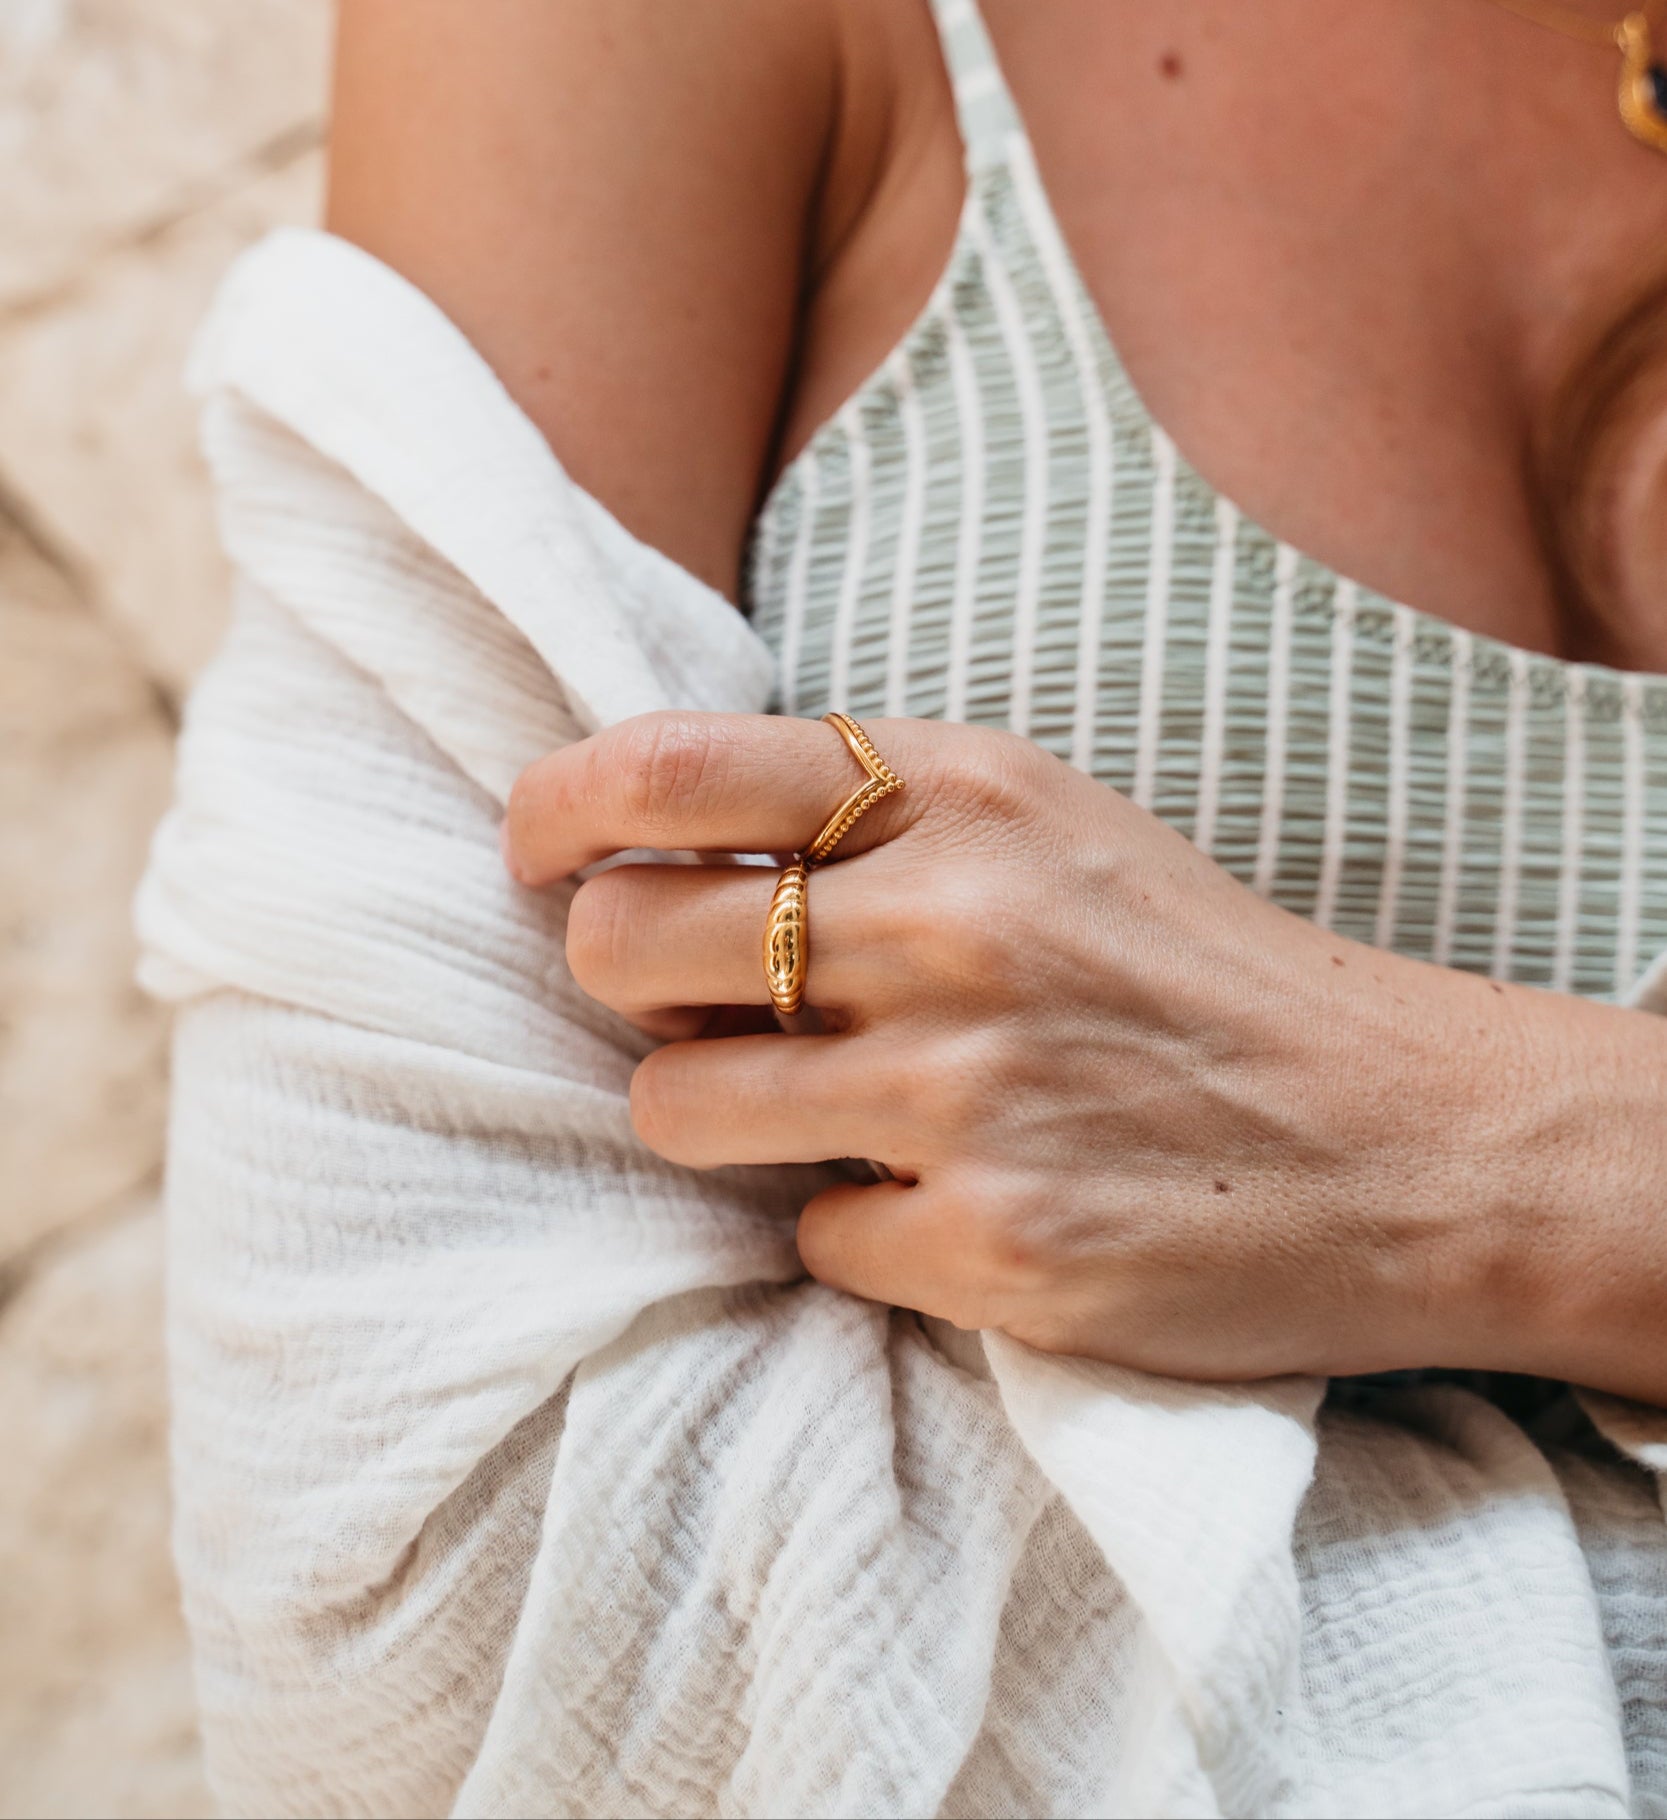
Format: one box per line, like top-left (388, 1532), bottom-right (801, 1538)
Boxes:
top-left (1397, 954), bottom-right (1667, 1403)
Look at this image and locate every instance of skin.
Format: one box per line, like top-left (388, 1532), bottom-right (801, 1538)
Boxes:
top-left (504, 710), bottom-right (1667, 1403)
top-left (332, 1), bottom-right (1667, 1400)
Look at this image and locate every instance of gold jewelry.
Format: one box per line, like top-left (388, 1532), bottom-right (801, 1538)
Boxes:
top-left (1481, 0), bottom-right (1667, 153)
top-left (763, 859), bottom-right (810, 1015)
top-left (805, 712), bottom-right (905, 863)
top-left (1617, 9), bottom-right (1667, 147)
top-left (760, 713), bottom-right (906, 1016)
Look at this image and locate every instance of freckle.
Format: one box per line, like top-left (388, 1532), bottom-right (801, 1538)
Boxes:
top-left (533, 364), bottom-right (552, 382)
top-left (1489, 981), bottom-right (1504, 994)
top-left (1330, 955), bottom-right (1345, 968)
top-left (1158, 50), bottom-right (1184, 80)
top-left (1214, 1179), bottom-right (1231, 1194)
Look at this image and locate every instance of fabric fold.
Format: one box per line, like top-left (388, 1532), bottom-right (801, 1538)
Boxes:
top-left (138, 229), bottom-right (1667, 1820)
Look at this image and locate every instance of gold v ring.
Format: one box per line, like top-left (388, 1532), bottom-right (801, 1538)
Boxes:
top-left (803, 712), bottom-right (905, 865)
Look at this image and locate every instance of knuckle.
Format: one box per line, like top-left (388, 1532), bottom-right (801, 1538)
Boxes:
top-left (947, 1181), bottom-right (1055, 1325)
top-left (932, 1213), bottom-right (1013, 1333)
top-left (926, 723), bottom-right (1053, 827)
top-left (913, 1031), bottom-right (1005, 1131)
top-left (888, 866), bottom-right (1013, 992)
top-left (615, 711), bottom-right (727, 838)
top-left (937, 880), bottom-right (1018, 986)
top-left (959, 1186), bottom-right (1018, 1273)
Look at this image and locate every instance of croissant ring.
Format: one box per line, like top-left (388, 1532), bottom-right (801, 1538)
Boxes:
top-left (762, 712), bottom-right (905, 1016)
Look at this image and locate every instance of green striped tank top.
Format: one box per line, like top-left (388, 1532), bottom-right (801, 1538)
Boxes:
top-left (744, 0), bottom-right (1667, 1005)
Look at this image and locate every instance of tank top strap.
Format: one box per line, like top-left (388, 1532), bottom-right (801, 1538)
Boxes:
top-left (925, 0), bottom-right (1023, 173)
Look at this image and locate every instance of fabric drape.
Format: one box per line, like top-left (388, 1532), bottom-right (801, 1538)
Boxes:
top-left (137, 229), bottom-right (1667, 1820)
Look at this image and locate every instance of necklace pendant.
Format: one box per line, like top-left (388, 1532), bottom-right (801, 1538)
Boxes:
top-left (1616, 11), bottom-right (1667, 153)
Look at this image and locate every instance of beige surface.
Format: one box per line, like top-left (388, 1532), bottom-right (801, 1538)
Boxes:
top-left (0, 1), bottom-right (331, 1812)
top-left (0, 1208), bottom-right (211, 1820)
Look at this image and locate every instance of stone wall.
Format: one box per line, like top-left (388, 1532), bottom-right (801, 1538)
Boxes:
top-left (0, 4), bottom-right (331, 1812)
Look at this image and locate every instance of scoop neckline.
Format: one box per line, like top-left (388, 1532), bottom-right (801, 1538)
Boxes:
top-left (754, 0), bottom-right (1667, 702)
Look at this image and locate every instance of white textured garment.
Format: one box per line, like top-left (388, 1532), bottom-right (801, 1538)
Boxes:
top-left (138, 230), bottom-right (1667, 1820)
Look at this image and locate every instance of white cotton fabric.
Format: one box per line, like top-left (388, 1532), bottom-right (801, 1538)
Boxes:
top-left (138, 229), bottom-right (1667, 1820)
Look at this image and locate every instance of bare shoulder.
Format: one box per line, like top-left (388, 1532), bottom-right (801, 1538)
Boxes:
top-left (327, 0), bottom-right (842, 598)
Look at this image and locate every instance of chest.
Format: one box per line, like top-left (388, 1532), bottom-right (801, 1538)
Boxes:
top-left (797, 0), bottom-right (1667, 669)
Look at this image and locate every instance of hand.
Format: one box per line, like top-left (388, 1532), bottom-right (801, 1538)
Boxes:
top-left (503, 710), bottom-right (1554, 1382)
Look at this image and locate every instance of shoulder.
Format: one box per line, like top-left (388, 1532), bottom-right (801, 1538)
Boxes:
top-left (327, 0), bottom-right (855, 598)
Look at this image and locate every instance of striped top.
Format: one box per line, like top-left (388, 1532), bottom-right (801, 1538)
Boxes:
top-left (745, 0), bottom-right (1667, 1004)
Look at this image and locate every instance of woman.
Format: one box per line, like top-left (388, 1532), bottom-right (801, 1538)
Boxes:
top-left (330, 0), bottom-right (1667, 1394)
top-left (143, 0), bottom-right (1667, 1813)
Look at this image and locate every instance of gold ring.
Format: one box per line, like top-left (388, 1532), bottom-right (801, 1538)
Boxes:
top-left (805, 712), bottom-right (905, 864)
top-left (761, 714), bottom-right (905, 1016)
top-left (763, 859), bottom-right (809, 1015)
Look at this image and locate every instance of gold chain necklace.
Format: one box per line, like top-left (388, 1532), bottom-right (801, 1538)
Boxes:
top-left (1482, 0), bottom-right (1667, 152)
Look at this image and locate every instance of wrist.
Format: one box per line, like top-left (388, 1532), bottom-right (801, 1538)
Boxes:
top-left (1261, 931), bottom-right (1535, 1376)
top-left (1343, 952), bottom-right (1546, 1374)
top-left (1417, 970), bottom-right (1667, 1397)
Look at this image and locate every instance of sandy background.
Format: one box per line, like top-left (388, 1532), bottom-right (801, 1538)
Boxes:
top-left (0, 2), bottom-right (331, 1811)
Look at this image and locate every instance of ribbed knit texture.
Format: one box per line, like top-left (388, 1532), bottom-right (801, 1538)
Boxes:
top-left (748, 0), bottom-right (1667, 1004)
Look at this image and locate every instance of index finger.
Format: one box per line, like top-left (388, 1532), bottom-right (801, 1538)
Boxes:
top-left (504, 710), bottom-right (927, 885)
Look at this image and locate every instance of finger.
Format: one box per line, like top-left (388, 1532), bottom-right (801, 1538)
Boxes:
top-left (795, 1177), bottom-right (991, 1329)
top-left (632, 1002), bottom-right (784, 1044)
top-left (630, 1033), bottom-right (891, 1170)
top-left (567, 861), bottom-right (876, 1017)
top-left (506, 709), bottom-right (937, 885)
